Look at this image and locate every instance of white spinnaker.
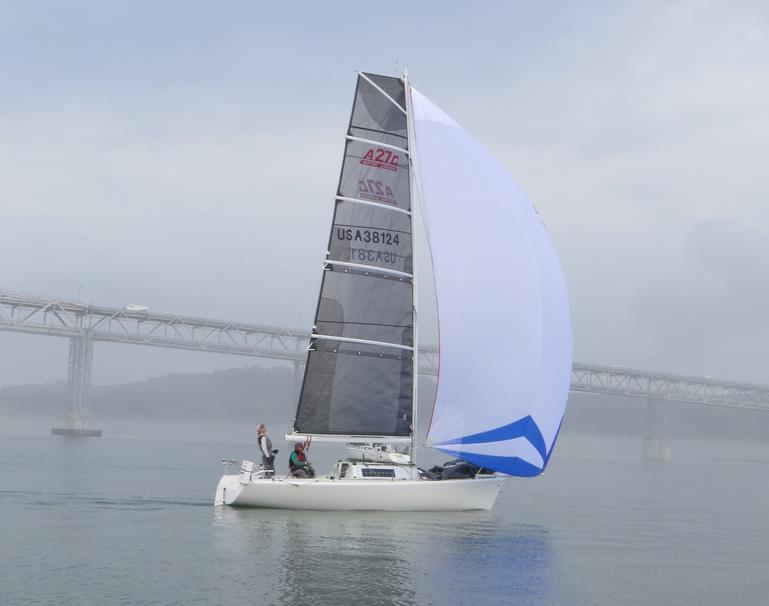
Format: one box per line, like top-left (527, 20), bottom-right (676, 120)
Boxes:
top-left (410, 87), bottom-right (572, 476)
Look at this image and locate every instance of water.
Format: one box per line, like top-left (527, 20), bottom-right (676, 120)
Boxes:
top-left (1, 433), bottom-right (768, 606)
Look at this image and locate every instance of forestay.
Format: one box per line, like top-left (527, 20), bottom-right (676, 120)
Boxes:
top-left (293, 73), bottom-right (414, 439)
top-left (410, 87), bottom-right (572, 476)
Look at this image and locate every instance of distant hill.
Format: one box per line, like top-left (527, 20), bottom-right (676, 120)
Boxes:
top-left (2, 365), bottom-right (768, 442)
top-left (0, 365), bottom-right (294, 424)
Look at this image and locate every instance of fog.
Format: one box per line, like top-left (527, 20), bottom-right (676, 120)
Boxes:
top-left (3, 9), bottom-right (769, 606)
top-left (2, 2), bottom-right (769, 389)
top-left (0, 1), bottom-right (767, 461)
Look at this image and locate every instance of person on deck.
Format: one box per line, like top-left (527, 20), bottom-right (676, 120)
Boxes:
top-left (288, 440), bottom-right (315, 478)
top-left (257, 423), bottom-right (275, 475)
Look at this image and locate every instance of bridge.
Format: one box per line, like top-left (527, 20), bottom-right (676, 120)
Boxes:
top-left (571, 362), bottom-right (769, 411)
top-left (2, 289), bottom-right (768, 457)
top-left (570, 363), bottom-right (769, 460)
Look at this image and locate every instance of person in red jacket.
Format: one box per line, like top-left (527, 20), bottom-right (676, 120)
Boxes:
top-left (288, 440), bottom-right (315, 478)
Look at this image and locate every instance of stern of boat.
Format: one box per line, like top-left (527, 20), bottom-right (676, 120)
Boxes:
top-left (214, 474), bottom-right (243, 506)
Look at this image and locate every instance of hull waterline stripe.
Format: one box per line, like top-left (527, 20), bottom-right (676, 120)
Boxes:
top-left (358, 72), bottom-right (407, 115)
top-left (326, 260), bottom-right (413, 279)
top-left (312, 334), bottom-right (413, 352)
top-left (346, 136), bottom-right (409, 155)
top-left (335, 196), bottom-right (411, 216)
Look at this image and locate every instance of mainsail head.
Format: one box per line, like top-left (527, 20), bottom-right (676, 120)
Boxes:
top-left (410, 87), bottom-right (573, 477)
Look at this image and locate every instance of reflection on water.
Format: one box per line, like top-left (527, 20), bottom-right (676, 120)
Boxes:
top-left (212, 507), bottom-right (553, 606)
top-left (427, 520), bottom-right (555, 605)
top-left (4, 434), bottom-right (767, 606)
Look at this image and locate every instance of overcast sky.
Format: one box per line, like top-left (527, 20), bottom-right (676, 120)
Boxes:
top-left (1, 1), bottom-right (768, 386)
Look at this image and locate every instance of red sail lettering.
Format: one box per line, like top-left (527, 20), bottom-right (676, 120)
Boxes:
top-left (360, 148), bottom-right (399, 172)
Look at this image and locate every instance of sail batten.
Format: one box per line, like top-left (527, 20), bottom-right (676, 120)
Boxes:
top-left (335, 196), bottom-right (412, 215)
top-left (286, 433), bottom-right (413, 444)
top-left (345, 135), bottom-right (409, 155)
top-left (326, 260), bottom-right (413, 279)
top-left (312, 334), bottom-right (414, 351)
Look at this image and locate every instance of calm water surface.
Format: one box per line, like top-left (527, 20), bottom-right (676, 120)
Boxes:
top-left (0, 433), bottom-right (767, 605)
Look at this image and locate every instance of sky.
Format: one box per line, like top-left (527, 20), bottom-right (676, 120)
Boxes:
top-left (1, 1), bottom-right (768, 386)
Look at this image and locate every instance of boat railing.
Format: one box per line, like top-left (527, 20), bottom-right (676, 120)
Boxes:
top-left (221, 458), bottom-right (275, 479)
top-left (221, 458), bottom-right (241, 474)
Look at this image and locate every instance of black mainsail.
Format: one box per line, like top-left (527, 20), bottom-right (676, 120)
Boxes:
top-left (292, 73), bottom-right (414, 439)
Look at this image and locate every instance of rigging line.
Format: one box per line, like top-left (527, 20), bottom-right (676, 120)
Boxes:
top-left (345, 136), bottom-right (408, 155)
top-left (357, 72), bottom-right (407, 115)
top-left (312, 334), bottom-right (414, 351)
top-left (335, 196), bottom-right (411, 216)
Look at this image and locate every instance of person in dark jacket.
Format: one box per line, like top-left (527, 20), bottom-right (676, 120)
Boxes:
top-left (257, 423), bottom-right (275, 475)
top-left (288, 441), bottom-right (315, 478)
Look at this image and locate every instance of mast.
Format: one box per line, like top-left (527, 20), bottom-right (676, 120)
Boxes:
top-left (403, 69), bottom-right (419, 466)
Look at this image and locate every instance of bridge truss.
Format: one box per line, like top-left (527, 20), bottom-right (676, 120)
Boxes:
top-left (2, 289), bottom-right (769, 423)
top-left (571, 363), bottom-right (769, 411)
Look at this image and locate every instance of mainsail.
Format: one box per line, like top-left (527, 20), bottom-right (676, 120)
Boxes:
top-left (293, 73), bottom-right (414, 439)
top-left (410, 87), bottom-right (573, 477)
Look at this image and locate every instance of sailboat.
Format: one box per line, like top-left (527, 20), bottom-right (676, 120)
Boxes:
top-left (214, 71), bottom-right (572, 511)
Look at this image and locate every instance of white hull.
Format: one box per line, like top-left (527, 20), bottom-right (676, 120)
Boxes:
top-left (214, 474), bottom-right (503, 511)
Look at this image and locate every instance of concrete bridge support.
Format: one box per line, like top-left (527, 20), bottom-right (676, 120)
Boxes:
top-left (52, 333), bottom-right (101, 437)
top-left (642, 398), bottom-right (671, 462)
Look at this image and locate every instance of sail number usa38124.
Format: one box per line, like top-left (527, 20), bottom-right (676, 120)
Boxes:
top-left (336, 228), bottom-right (400, 246)
top-left (335, 227), bottom-right (403, 266)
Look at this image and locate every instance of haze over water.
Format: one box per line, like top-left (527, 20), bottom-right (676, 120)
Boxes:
top-left (2, 432), bottom-right (767, 606)
top-left (3, 3), bottom-right (769, 605)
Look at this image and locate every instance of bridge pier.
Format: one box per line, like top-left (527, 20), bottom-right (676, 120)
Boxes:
top-left (642, 398), bottom-right (671, 462)
top-left (51, 333), bottom-right (101, 437)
